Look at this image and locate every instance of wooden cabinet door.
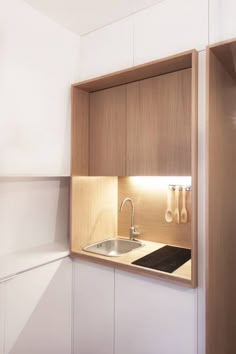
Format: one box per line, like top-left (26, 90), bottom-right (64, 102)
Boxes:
top-left (126, 69), bottom-right (191, 175)
top-left (89, 85), bottom-right (126, 176)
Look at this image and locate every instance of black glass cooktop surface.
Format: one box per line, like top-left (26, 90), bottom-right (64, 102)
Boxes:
top-left (132, 245), bottom-right (191, 273)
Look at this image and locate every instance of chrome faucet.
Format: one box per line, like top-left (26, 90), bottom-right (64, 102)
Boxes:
top-left (119, 198), bottom-right (140, 241)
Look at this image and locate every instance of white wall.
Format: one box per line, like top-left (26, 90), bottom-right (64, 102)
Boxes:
top-left (0, 0), bottom-right (80, 176)
top-left (209, 0), bottom-right (236, 43)
top-left (79, 0), bottom-right (208, 81)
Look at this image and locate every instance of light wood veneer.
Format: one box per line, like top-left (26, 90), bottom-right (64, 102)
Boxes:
top-left (206, 38), bottom-right (236, 354)
top-left (71, 49), bottom-right (198, 288)
top-left (89, 86), bottom-right (126, 176)
top-left (126, 69), bottom-right (191, 175)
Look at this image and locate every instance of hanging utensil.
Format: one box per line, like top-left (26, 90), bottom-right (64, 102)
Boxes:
top-left (165, 187), bottom-right (173, 223)
top-left (174, 187), bottom-right (180, 224)
top-left (180, 187), bottom-right (188, 224)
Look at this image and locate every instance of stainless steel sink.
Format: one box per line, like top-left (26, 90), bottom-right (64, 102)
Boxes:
top-left (83, 238), bottom-right (143, 257)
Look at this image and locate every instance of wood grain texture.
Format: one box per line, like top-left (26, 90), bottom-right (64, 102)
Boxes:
top-left (118, 177), bottom-right (191, 248)
top-left (71, 88), bottom-right (89, 175)
top-left (73, 50), bottom-right (194, 92)
top-left (191, 50), bottom-right (198, 287)
top-left (126, 69), bottom-right (191, 176)
top-left (89, 86), bottom-right (126, 176)
top-left (206, 44), bottom-right (236, 354)
top-left (210, 37), bottom-right (236, 81)
top-left (71, 177), bottom-right (118, 252)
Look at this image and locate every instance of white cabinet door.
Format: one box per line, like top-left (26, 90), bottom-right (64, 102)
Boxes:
top-left (73, 259), bottom-right (114, 354)
top-left (0, 0), bottom-right (79, 176)
top-left (209, 0), bottom-right (236, 43)
top-left (5, 258), bottom-right (72, 354)
top-left (0, 282), bottom-right (5, 354)
top-left (115, 270), bottom-right (197, 354)
top-left (134, 0), bottom-right (208, 65)
top-left (79, 17), bottom-right (133, 81)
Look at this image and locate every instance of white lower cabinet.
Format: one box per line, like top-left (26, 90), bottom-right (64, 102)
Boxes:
top-left (114, 270), bottom-right (197, 354)
top-left (4, 258), bottom-right (72, 354)
top-left (73, 260), bottom-right (197, 354)
top-left (73, 259), bottom-right (114, 354)
top-left (0, 282), bottom-right (5, 354)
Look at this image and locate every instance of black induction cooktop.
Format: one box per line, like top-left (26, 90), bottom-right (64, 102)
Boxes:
top-left (132, 245), bottom-right (191, 273)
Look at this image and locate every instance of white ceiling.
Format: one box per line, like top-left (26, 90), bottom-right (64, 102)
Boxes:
top-left (23, 0), bottom-right (163, 35)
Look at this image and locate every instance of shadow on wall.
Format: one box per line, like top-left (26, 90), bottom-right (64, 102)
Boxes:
top-left (54, 178), bottom-right (70, 245)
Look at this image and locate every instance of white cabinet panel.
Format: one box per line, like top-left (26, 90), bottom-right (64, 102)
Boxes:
top-left (73, 259), bottom-right (114, 354)
top-left (115, 270), bottom-right (197, 354)
top-left (0, 0), bottom-right (80, 175)
top-left (0, 178), bottom-right (69, 256)
top-left (79, 17), bottom-right (133, 80)
top-left (134, 0), bottom-right (208, 64)
top-left (209, 0), bottom-right (236, 43)
top-left (5, 258), bottom-right (72, 354)
top-left (0, 282), bottom-right (5, 354)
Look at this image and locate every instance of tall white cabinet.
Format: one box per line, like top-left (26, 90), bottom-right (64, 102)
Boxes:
top-left (0, 283), bottom-right (5, 354)
top-left (2, 258), bottom-right (72, 354)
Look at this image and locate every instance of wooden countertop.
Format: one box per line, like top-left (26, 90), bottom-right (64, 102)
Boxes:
top-left (72, 238), bottom-right (193, 288)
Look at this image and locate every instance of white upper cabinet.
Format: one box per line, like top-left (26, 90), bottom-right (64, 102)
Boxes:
top-left (0, 178), bottom-right (70, 280)
top-left (115, 270), bottom-right (197, 354)
top-left (5, 258), bottom-right (72, 354)
top-left (209, 0), bottom-right (236, 43)
top-left (79, 17), bottom-right (133, 80)
top-left (73, 259), bottom-right (114, 354)
top-left (0, 0), bottom-right (80, 176)
top-left (0, 283), bottom-right (5, 354)
top-left (133, 0), bottom-right (208, 65)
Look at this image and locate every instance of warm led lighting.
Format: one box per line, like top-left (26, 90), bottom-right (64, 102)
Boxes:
top-left (129, 176), bottom-right (191, 189)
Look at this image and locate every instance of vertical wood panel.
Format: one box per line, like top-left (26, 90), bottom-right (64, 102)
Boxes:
top-left (207, 46), bottom-right (236, 354)
top-left (71, 88), bottom-right (89, 175)
top-left (126, 69), bottom-right (191, 176)
top-left (71, 177), bottom-right (118, 252)
top-left (89, 86), bottom-right (126, 176)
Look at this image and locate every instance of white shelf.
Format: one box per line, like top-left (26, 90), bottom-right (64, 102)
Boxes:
top-left (0, 242), bottom-right (70, 283)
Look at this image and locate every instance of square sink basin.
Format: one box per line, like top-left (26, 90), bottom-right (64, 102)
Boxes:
top-left (83, 238), bottom-right (143, 257)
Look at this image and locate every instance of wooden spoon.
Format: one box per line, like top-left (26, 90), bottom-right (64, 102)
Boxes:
top-left (180, 187), bottom-right (188, 223)
top-left (174, 187), bottom-right (180, 224)
top-left (165, 188), bottom-right (173, 223)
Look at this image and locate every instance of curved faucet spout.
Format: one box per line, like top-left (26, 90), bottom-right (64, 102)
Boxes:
top-left (119, 197), bottom-right (139, 240)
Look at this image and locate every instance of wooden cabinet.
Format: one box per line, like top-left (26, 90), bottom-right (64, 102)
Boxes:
top-left (4, 259), bottom-right (72, 354)
top-left (89, 86), bottom-right (126, 176)
top-left (72, 50), bottom-right (197, 177)
top-left (206, 38), bottom-right (236, 354)
top-left (73, 259), bottom-right (114, 354)
top-left (115, 269), bottom-right (197, 354)
top-left (126, 69), bottom-right (191, 175)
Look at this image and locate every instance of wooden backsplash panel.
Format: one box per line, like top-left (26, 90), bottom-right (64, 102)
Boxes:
top-left (118, 177), bottom-right (191, 248)
top-left (71, 177), bottom-right (118, 252)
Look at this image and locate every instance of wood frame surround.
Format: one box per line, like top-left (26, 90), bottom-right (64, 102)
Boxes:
top-left (206, 38), bottom-right (236, 354)
top-left (71, 50), bottom-right (198, 288)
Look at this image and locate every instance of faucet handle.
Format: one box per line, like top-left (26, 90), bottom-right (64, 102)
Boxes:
top-left (130, 226), bottom-right (140, 240)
